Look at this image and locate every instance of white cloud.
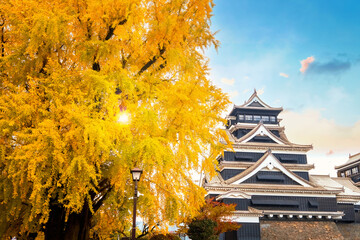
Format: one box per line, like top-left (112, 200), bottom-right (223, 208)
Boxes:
top-left (281, 108), bottom-right (360, 152)
top-left (229, 90), bottom-right (239, 98)
top-left (280, 108), bottom-right (360, 175)
top-left (221, 78), bottom-right (235, 86)
top-left (300, 56), bottom-right (315, 73)
top-left (257, 87), bottom-right (265, 95)
top-left (242, 89), bottom-right (250, 94)
top-left (279, 72), bottom-right (289, 78)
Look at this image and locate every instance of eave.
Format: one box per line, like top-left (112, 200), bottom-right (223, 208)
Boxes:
top-left (204, 184), bottom-right (343, 195)
top-left (335, 152), bottom-right (360, 169)
top-left (233, 106), bottom-right (284, 111)
top-left (336, 195), bottom-right (360, 204)
top-left (335, 160), bottom-right (360, 170)
top-left (231, 142), bottom-right (313, 152)
top-left (219, 161), bottom-right (315, 171)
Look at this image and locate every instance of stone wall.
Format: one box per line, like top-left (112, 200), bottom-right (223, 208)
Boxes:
top-left (260, 221), bottom-right (344, 240)
top-left (336, 223), bottom-right (360, 240)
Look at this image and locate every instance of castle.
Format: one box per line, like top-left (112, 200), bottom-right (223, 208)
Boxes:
top-left (203, 90), bottom-right (360, 240)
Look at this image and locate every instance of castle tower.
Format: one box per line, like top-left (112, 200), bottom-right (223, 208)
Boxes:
top-left (203, 90), bottom-right (360, 240)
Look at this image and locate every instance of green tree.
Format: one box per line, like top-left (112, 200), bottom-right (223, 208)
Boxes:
top-left (188, 219), bottom-right (218, 240)
top-left (0, 0), bottom-right (230, 239)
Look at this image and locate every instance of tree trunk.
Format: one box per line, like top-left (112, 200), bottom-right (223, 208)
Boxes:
top-left (63, 203), bottom-right (92, 240)
top-left (45, 201), bottom-right (92, 240)
top-left (45, 203), bottom-right (66, 240)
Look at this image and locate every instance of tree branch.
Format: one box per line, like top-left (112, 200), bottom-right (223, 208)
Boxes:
top-left (92, 19), bottom-right (128, 71)
top-left (92, 185), bottom-right (112, 212)
top-left (0, 16), bottom-right (5, 57)
top-left (137, 224), bottom-right (158, 239)
top-left (137, 46), bottom-right (166, 76)
top-left (92, 178), bottom-right (113, 212)
top-left (105, 18), bottom-right (127, 41)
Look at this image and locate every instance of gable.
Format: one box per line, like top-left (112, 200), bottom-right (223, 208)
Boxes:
top-left (216, 190), bottom-right (251, 200)
top-left (243, 93), bottom-right (272, 109)
top-left (226, 152), bottom-right (313, 187)
top-left (238, 124), bottom-right (286, 145)
top-left (248, 100), bottom-right (265, 108)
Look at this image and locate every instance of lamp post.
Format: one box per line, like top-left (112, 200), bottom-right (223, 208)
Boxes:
top-left (131, 168), bottom-right (143, 240)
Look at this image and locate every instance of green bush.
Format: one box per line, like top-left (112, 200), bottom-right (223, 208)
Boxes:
top-left (149, 233), bottom-right (181, 240)
top-left (187, 219), bottom-right (218, 240)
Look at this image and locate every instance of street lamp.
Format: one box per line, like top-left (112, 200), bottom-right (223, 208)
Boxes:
top-left (131, 168), bottom-right (143, 240)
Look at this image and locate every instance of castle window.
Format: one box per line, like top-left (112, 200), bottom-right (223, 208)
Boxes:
top-left (352, 167), bottom-right (358, 174)
top-left (308, 200), bottom-right (319, 208)
top-left (270, 116), bottom-right (276, 122)
top-left (262, 116), bottom-right (269, 121)
top-left (245, 115), bottom-right (252, 121)
top-left (254, 115), bottom-right (261, 121)
top-left (345, 169), bottom-right (352, 176)
top-left (257, 175), bottom-right (285, 182)
top-left (239, 114), bottom-right (244, 120)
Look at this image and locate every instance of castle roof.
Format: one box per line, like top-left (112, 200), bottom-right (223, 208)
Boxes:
top-left (224, 150), bottom-right (316, 187)
top-left (310, 175), bottom-right (360, 203)
top-left (232, 89), bottom-right (283, 111)
top-left (335, 152), bottom-right (360, 170)
top-left (224, 122), bottom-right (313, 152)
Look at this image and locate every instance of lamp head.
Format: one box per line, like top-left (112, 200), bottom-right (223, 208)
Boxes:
top-left (130, 168), bottom-right (143, 181)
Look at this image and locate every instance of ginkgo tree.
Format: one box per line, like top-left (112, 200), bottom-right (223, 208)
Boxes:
top-left (0, 0), bottom-right (230, 239)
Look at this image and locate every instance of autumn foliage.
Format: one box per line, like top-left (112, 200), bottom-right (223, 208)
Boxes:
top-left (186, 198), bottom-right (240, 239)
top-left (0, 0), bottom-right (230, 239)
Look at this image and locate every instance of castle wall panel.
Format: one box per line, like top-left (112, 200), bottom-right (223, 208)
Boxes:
top-left (242, 171), bottom-right (300, 185)
top-left (355, 205), bottom-right (360, 223)
top-left (220, 223), bottom-right (260, 240)
top-left (293, 171), bottom-right (309, 181)
top-left (220, 169), bottom-right (244, 180)
top-left (318, 198), bottom-right (338, 212)
top-left (270, 130), bottom-right (280, 138)
top-left (337, 203), bottom-right (355, 222)
top-left (222, 198), bottom-right (251, 211)
top-left (233, 129), bottom-right (251, 138)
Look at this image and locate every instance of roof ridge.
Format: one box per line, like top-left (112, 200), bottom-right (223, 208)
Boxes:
top-left (234, 90), bottom-right (282, 110)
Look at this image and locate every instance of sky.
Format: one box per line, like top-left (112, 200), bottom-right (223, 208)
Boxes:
top-left (207, 0), bottom-right (360, 176)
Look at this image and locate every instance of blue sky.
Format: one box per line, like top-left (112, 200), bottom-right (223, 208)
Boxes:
top-left (208, 0), bottom-right (360, 174)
